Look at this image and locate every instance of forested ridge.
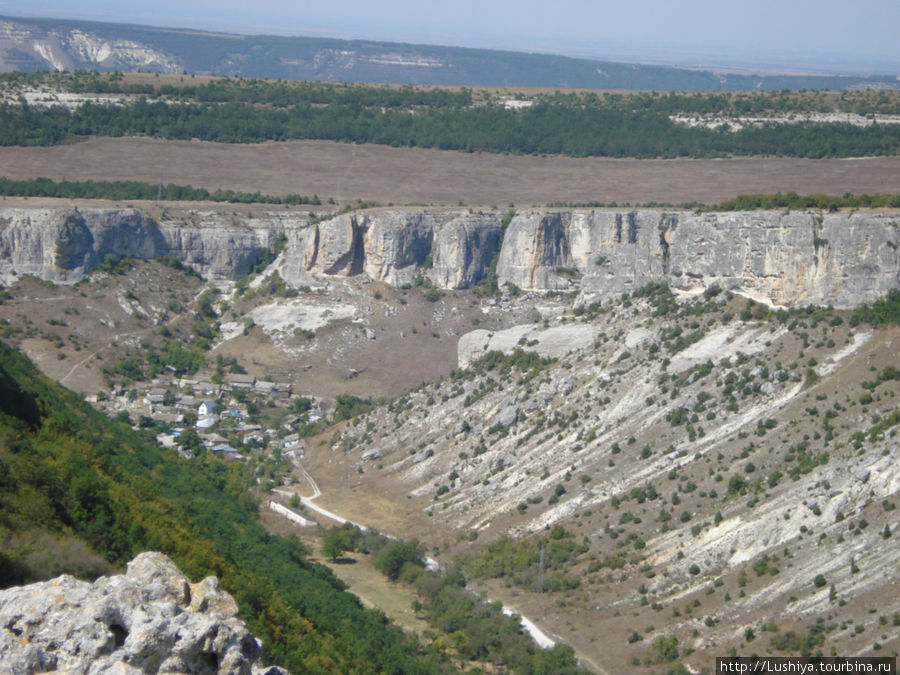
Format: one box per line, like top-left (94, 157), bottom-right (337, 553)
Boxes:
top-left (0, 340), bottom-right (433, 673)
top-left (2, 97), bottom-right (896, 158)
top-left (1, 72), bottom-right (898, 158)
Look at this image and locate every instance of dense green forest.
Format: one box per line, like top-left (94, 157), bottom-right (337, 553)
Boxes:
top-left (0, 339), bottom-right (435, 673)
top-left (1, 73), bottom-right (898, 158)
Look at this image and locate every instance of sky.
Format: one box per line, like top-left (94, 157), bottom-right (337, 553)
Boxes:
top-left (2, 0), bottom-right (899, 74)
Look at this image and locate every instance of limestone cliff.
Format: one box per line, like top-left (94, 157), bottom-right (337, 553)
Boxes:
top-left (157, 211), bottom-right (289, 281)
top-left (0, 551), bottom-right (285, 674)
top-left (278, 209), bottom-right (500, 289)
top-left (0, 207), bottom-right (897, 308)
top-left (0, 208), bottom-right (281, 283)
top-left (0, 208), bottom-right (164, 283)
top-left (295, 211), bottom-right (435, 284)
top-left (497, 209), bottom-right (900, 308)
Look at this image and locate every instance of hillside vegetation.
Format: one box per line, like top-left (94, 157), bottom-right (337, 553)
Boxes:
top-left (0, 339), bottom-right (435, 673)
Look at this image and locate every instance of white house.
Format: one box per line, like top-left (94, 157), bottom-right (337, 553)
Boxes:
top-left (198, 400), bottom-right (216, 417)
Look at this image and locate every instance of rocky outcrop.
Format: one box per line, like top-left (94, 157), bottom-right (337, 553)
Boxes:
top-left (429, 212), bottom-right (504, 289)
top-left (0, 19), bottom-right (182, 73)
top-left (457, 324), bottom-right (601, 368)
top-left (0, 551), bottom-right (285, 675)
top-left (1, 207), bottom-right (897, 308)
top-left (287, 207), bottom-right (900, 307)
top-left (297, 211), bottom-right (435, 284)
top-left (0, 207), bottom-right (502, 289)
top-left (497, 211), bottom-right (582, 290)
top-left (666, 211), bottom-right (900, 308)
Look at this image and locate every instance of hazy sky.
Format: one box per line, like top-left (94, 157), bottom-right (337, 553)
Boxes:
top-left (3, 0), bottom-right (899, 73)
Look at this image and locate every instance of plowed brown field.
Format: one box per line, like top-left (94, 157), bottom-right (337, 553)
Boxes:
top-left (1, 137), bottom-right (898, 206)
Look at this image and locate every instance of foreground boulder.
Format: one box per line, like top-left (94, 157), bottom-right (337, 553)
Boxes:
top-left (0, 551), bottom-right (286, 674)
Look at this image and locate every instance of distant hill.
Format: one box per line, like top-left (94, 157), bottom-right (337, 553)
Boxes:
top-left (1, 14), bottom-right (897, 91)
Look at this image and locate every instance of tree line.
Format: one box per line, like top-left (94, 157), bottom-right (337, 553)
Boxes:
top-left (0, 176), bottom-right (320, 205)
top-left (321, 523), bottom-right (584, 673)
top-left (712, 192), bottom-right (900, 211)
top-left (538, 88), bottom-right (900, 116)
top-left (2, 177), bottom-right (895, 214)
top-left (550, 192), bottom-right (900, 212)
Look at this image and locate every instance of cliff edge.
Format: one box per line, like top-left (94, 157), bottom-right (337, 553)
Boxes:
top-left (1, 206), bottom-right (897, 308)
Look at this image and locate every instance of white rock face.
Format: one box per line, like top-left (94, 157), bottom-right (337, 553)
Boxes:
top-left (285, 209), bottom-right (499, 288)
top-left (159, 221), bottom-right (277, 281)
top-left (498, 209), bottom-right (900, 308)
top-left (0, 552), bottom-right (286, 675)
top-left (429, 212), bottom-right (504, 289)
top-left (1, 206), bottom-right (897, 309)
top-left (0, 208), bottom-right (163, 284)
top-left (457, 329), bottom-right (497, 368)
top-left (0, 208), bottom-right (283, 284)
